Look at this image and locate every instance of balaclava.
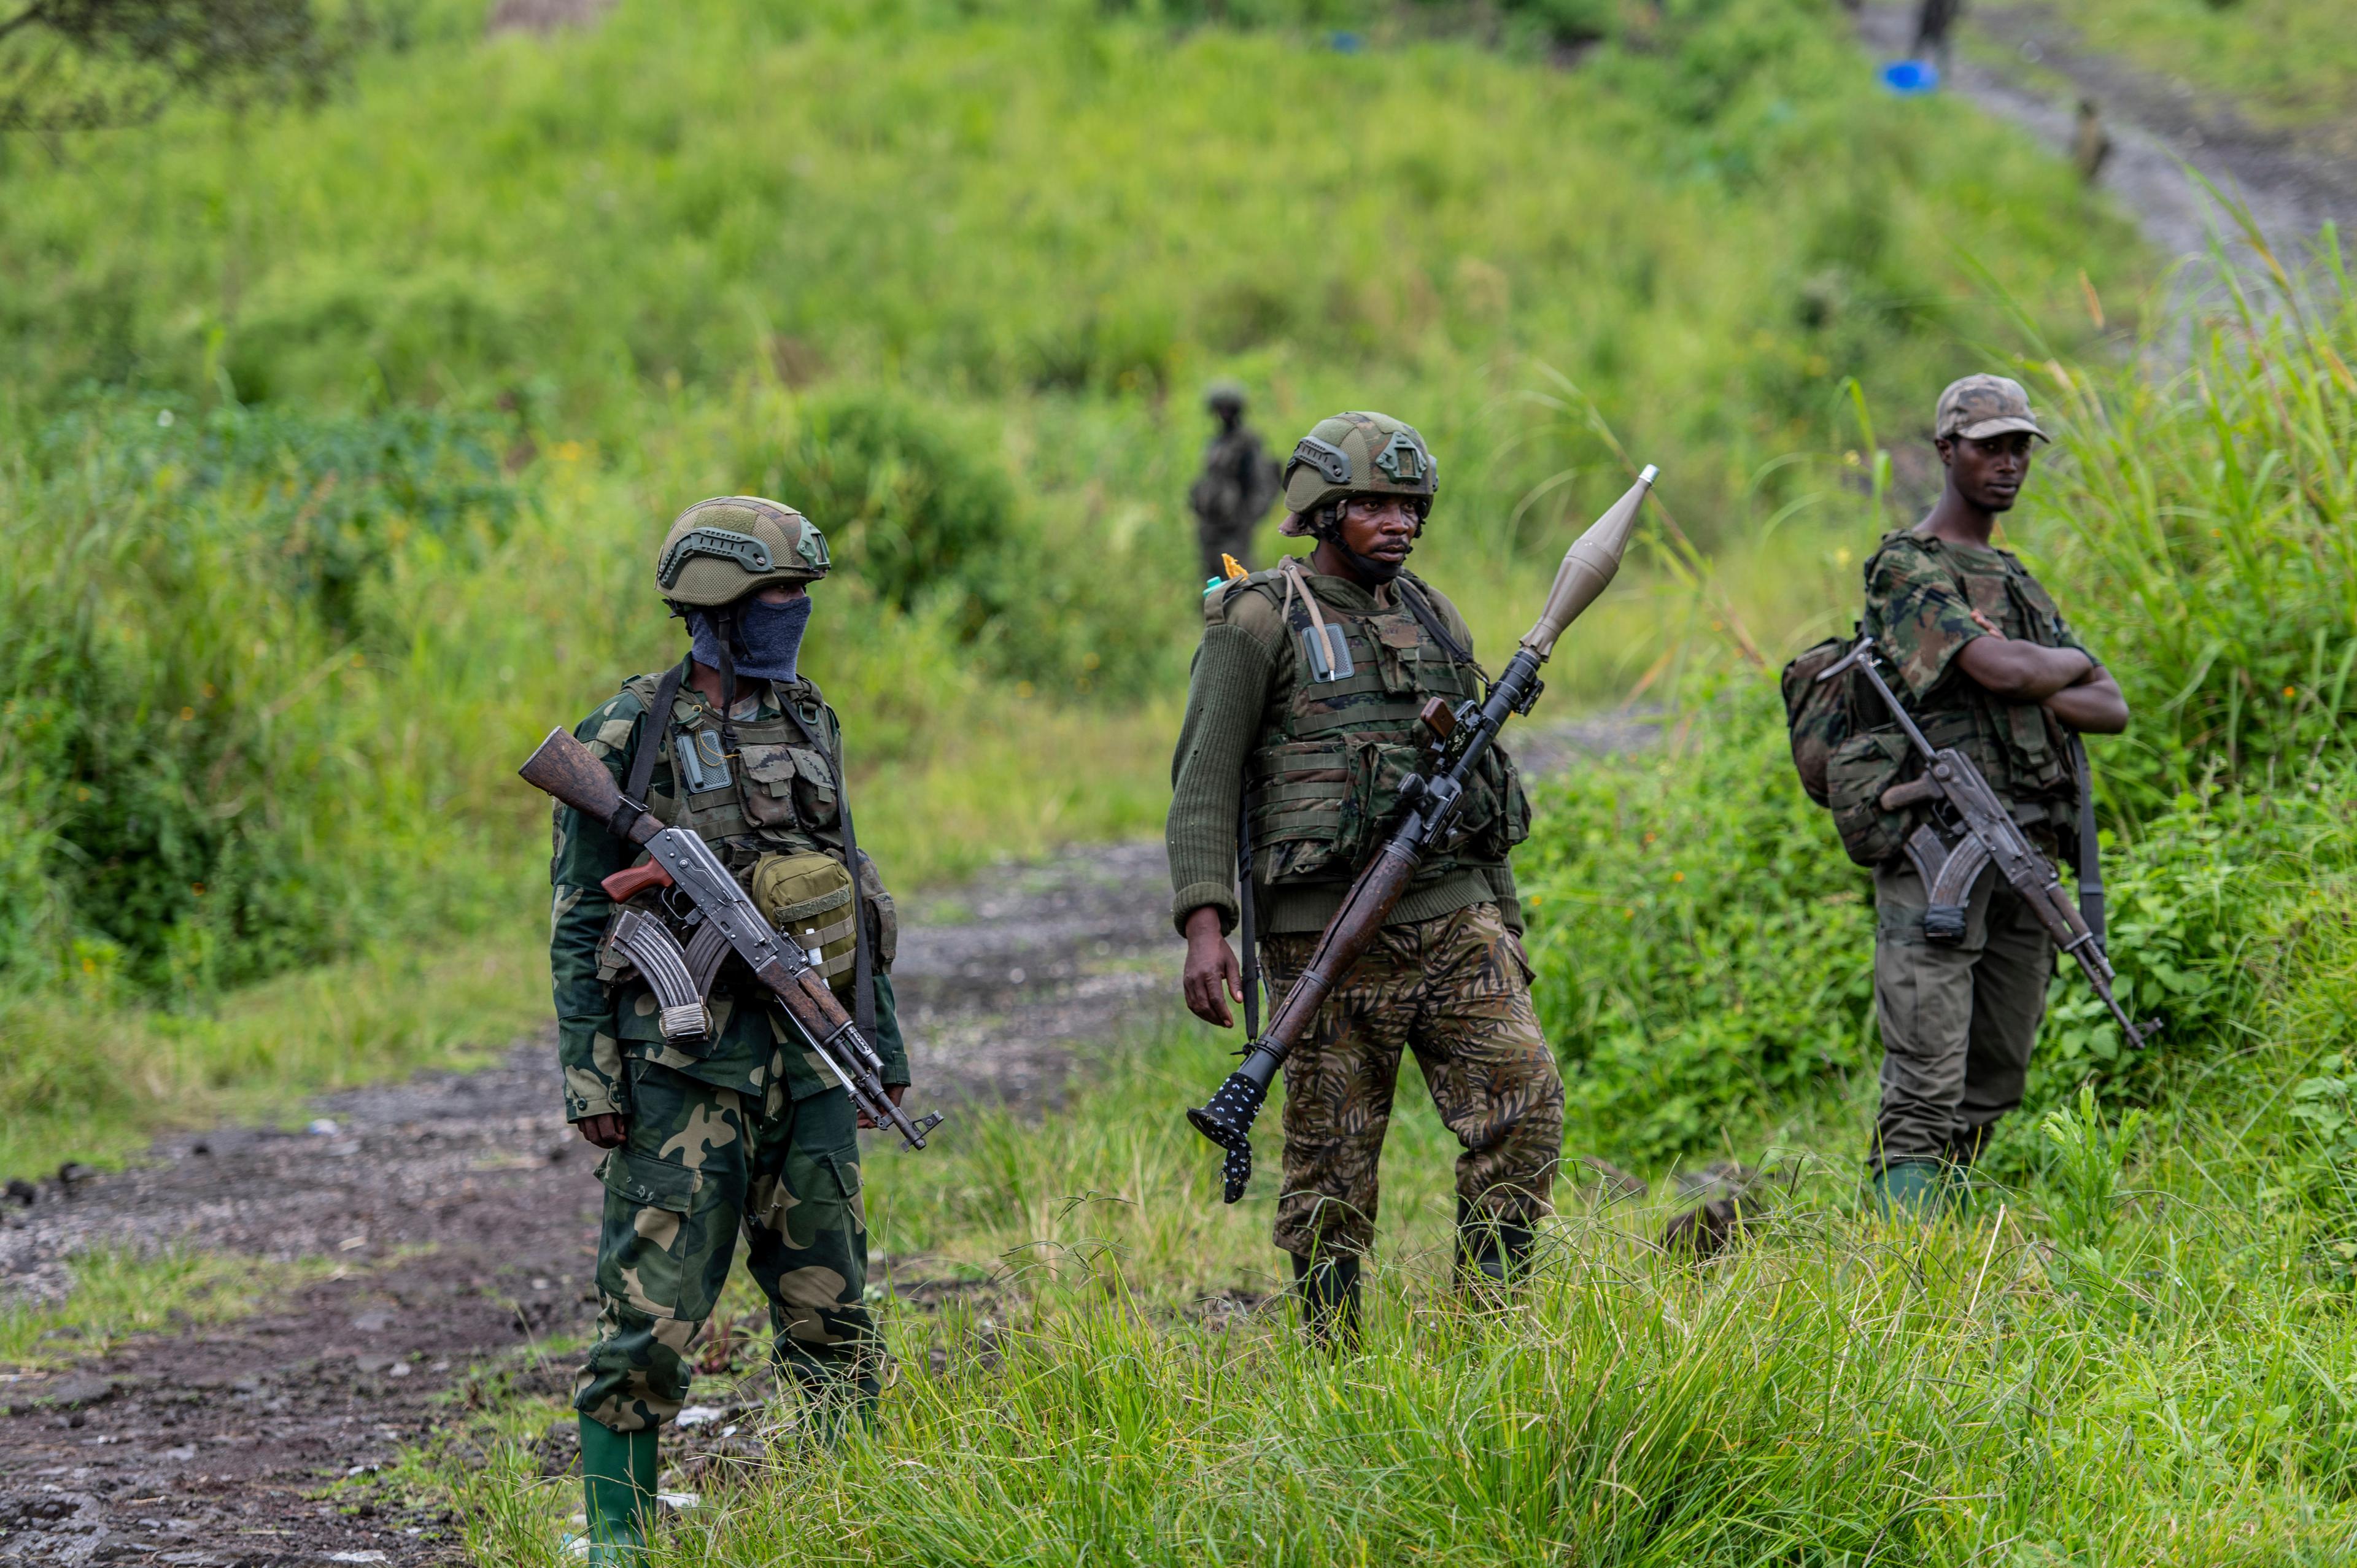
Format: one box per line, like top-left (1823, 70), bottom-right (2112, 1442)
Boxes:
top-left (687, 593), bottom-right (813, 687)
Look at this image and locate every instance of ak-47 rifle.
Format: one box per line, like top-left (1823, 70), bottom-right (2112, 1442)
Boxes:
top-left (1817, 634), bottom-right (2158, 1049)
top-left (1186, 466), bottom-right (1658, 1203)
top-left (519, 727), bottom-right (946, 1149)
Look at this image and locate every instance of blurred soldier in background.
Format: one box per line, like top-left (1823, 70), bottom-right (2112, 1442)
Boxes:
top-left (1913, 0), bottom-right (1962, 74)
top-left (1188, 380), bottom-right (1281, 585)
top-left (2072, 99), bottom-right (2114, 185)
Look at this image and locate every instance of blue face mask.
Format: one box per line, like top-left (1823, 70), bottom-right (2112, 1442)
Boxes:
top-left (689, 593), bottom-right (813, 684)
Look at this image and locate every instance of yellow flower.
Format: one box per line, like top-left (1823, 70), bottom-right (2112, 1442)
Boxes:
top-left (179, 706), bottom-right (195, 721)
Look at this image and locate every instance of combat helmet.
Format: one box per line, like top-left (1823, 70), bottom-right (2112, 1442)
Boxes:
top-left (1278, 411), bottom-right (1438, 535)
top-left (655, 496), bottom-right (831, 606)
top-left (1203, 379), bottom-right (1248, 415)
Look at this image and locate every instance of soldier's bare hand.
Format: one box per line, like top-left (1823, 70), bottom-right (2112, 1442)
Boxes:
top-left (1182, 906), bottom-right (1241, 1029)
top-left (857, 1085), bottom-right (907, 1130)
top-left (576, 1113), bottom-right (628, 1149)
top-left (1968, 608), bottom-right (2005, 638)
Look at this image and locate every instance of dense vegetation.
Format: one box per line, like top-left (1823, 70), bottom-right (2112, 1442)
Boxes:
top-left (0, 0), bottom-right (2146, 1169)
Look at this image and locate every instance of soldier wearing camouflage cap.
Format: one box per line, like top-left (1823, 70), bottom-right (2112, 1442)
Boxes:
top-left (1186, 380), bottom-right (1282, 585)
top-left (1167, 411), bottom-right (1562, 1343)
top-left (548, 496), bottom-right (912, 1560)
top-left (1855, 376), bottom-right (2127, 1217)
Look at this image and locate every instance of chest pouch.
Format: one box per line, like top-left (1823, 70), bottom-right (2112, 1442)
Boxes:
top-left (749, 851), bottom-right (859, 998)
top-left (1277, 558), bottom-right (1353, 682)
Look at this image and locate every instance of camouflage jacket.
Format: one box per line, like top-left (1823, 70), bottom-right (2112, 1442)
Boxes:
top-left (549, 671), bottom-right (906, 1124)
top-left (1188, 425), bottom-right (1281, 529)
top-left (1167, 563), bottom-right (1527, 938)
top-left (1861, 527), bottom-right (2097, 832)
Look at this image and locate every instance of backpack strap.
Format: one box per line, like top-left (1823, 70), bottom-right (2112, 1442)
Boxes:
top-left (778, 698), bottom-right (877, 1041)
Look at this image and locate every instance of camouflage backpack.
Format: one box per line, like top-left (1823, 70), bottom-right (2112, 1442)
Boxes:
top-left (1781, 633), bottom-right (1910, 867)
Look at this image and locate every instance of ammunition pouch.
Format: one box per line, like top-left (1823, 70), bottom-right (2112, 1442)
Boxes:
top-left (749, 851), bottom-right (860, 997)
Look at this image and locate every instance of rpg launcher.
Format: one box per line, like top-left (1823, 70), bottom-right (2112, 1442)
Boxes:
top-left (519, 726), bottom-right (946, 1150)
top-left (1186, 466), bottom-right (1658, 1203)
top-left (1817, 635), bottom-right (2158, 1051)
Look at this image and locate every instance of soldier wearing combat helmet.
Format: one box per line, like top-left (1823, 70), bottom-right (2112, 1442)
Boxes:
top-left (1166, 411), bottom-right (1563, 1343)
top-left (1856, 376), bottom-right (2129, 1215)
top-left (548, 497), bottom-right (911, 1561)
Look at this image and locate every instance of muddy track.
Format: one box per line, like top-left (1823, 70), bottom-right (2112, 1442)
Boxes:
top-left (1858, 4), bottom-right (2355, 267)
top-left (0, 839), bottom-right (1189, 1564)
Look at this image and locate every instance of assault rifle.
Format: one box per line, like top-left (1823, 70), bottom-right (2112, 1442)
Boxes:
top-left (1186, 466), bottom-right (1658, 1203)
top-left (519, 727), bottom-right (946, 1149)
top-left (1817, 635), bottom-right (2157, 1049)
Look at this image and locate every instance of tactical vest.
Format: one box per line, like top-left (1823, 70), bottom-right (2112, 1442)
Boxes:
top-left (602, 673), bottom-right (896, 987)
top-left (1242, 570), bottom-right (1529, 886)
top-left (1865, 534), bottom-right (2080, 825)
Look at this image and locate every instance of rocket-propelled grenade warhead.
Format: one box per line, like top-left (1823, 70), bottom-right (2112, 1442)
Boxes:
top-left (1519, 465), bottom-right (1657, 660)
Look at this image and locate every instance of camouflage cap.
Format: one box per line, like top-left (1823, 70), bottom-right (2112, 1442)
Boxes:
top-left (1277, 411), bottom-right (1438, 534)
top-left (655, 495), bottom-right (831, 606)
top-left (1934, 374), bottom-right (2049, 443)
top-left (1204, 379), bottom-right (1247, 413)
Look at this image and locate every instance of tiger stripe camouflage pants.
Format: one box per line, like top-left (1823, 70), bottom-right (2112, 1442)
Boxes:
top-left (575, 1060), bottom-right (880, 1434)
top-left (1259, 901), bottom-right (1563, 1261)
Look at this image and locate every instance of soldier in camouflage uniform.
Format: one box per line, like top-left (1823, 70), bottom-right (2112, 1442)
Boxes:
top-left (1859, 376), bottom-right (2128, 1215)
top-left (549, 496), bottom-right (911, 1560)
top-left (1168, 411), bottom-right (1562, 1342)
top-left (1187, 380), bottom-right (1282, 585)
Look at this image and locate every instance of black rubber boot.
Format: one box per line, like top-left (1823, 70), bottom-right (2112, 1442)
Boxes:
top-left (1290, 1249), bottom-right (1362, 1350)
top-left (1455, 1197), bottom-right (1536, 1291)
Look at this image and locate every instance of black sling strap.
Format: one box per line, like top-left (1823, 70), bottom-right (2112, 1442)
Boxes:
top-left (780, 698), bottom-right (878, 1040)
top-left (622, 657), bottom-right (692, 813)
top-left (1393, 577), bottom-right (1477, 670)
top-left (2072, 735), bottom-right (2107, 952)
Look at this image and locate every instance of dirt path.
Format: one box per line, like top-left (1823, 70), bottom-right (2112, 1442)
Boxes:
top-left (0, 835), bottom-right (1193, 1565)
top-left (1859, 3), bottom-right (2355, 266)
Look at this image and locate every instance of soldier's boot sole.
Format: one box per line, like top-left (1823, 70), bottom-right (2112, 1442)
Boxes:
top-left (576, 1415), bottom-right (657, 1566)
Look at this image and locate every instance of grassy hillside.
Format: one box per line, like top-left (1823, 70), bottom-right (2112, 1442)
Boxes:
top-left (1983, 0), bottom-right (2357, 126)
top-left (0, 0), bottom-right (2153, 1170)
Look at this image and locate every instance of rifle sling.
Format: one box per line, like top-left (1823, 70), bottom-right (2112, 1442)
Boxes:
top-left (608, 658), bottom-right (691, 841)
top-left (1393, 579), bottom-right (1476, 669)
top-left (2072, 734), bottom-right (2106, 951)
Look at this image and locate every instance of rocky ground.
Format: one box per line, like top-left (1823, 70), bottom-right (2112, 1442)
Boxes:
top-left (0, 840), bottom-right (1186, 1567)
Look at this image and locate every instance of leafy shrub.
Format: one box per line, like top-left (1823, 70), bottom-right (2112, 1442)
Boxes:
top-left (757, 387), bottom-right (1017, 622)
top-left (1517, 686), bottom-right (1877, 1162)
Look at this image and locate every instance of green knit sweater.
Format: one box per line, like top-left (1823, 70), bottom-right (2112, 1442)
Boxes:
top-left (1165, 563), bottom-right (1521, 938)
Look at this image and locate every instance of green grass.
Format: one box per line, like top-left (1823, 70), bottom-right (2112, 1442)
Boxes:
top-left (0, 1248), bottom-right (333, 1370)
top-left (1984, 0), bottom-right (2357, 128)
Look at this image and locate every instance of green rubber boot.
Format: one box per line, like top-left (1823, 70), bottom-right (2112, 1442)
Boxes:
top-left (1871, 1159), bottom-right (1947, 1221)
top-left (576, 1415), bottom-right (657, 1564)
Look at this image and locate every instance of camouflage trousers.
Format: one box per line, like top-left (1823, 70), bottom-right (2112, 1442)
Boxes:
top-left (1259, 900), bottom-right (1563, 1261)
top-left (575, 1060), bottom-right (878, 1434)
top-left (1871, 857), bottom-right (2054, 1170)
